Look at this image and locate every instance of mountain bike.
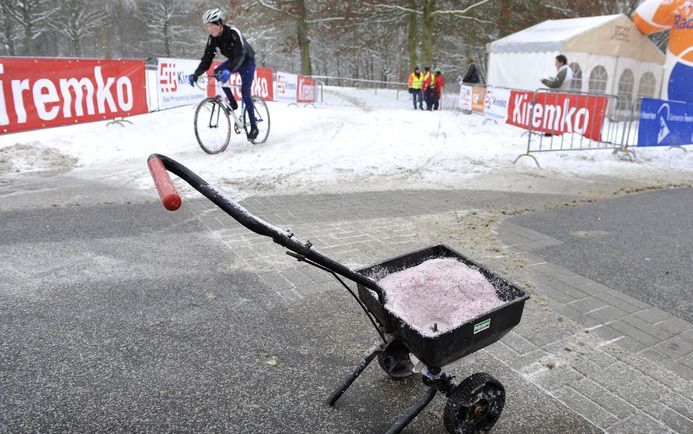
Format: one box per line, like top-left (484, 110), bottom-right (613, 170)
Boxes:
top-left (194, 74), bottom-right (270, 154)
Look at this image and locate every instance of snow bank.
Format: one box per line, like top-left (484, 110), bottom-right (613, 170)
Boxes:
top-left (0, 85), bottom-right (691, 198)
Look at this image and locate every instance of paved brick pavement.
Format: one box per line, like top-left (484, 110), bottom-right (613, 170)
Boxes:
top-left (4, 176), bottom-right (689, 433)
top-left (494, 221), bottom-right (692, 433)
top-left (177, 187), bottom-right (691, 434)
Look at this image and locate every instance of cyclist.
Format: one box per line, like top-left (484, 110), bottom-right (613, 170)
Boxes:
top-left (188, 8), bottom-right (259, 140)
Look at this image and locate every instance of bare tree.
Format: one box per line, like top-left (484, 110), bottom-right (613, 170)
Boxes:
top-left (141, 0), bottom-right (198, 57)
top-left (253, 0), bottom-right (367, 75)
top-left (0, 0), bottom-right (18, 55)
top-left (373, 0), bottom-right (493, 70)
top-left (253, 0), bottom-right (316, 74)
top-left (4, 0), bottom-right (56, 55)
top-left (50, 0), bottom-right (107, 57)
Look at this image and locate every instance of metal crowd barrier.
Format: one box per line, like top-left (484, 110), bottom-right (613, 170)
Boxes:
top-left (513, 88), bottom-right (635, 168)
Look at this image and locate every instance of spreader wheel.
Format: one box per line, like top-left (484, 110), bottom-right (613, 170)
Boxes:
top-left (377, 338), bottom-right (414, 379)
top-left (443, 372), bottom-right (505, 434)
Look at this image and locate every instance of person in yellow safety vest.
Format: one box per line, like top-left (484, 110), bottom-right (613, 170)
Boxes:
top-left (407, 66), bottom-right (424, 110)
top-left (422, 66), bottom-right (436, 111)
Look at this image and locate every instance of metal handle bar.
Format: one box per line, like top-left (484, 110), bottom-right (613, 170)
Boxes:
top-left (147, 154), bottom-right (386, 303)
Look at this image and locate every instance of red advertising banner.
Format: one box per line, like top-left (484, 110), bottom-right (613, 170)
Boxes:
top-left (0, 58), bottom-right (148, 134)
top-left (207, 65), bottom-right (274, 102)
top-left (297, 75), bottom-right (316, 103)
top-left (506, 90), bottom-right (608, 141)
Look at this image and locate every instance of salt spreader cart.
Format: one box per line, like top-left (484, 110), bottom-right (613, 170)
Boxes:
top-left (148, 154), bottom-right (530, 434)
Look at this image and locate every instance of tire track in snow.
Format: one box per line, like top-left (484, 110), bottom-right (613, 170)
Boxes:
top-left (323, 88), bottom-right (373, 112)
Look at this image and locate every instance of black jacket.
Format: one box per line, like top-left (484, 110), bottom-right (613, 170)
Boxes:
top-left (194, 25), bottom-right (255, 79)
top-left (462, 63), bottom-right (480, 84)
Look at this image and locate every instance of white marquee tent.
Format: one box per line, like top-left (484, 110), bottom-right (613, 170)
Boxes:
top-left (487, 14), bottom-right (665, 109)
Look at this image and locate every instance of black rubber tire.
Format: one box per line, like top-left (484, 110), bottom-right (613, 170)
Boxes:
top-left (377, 339), bottom-right (414, 380)
top-left (443, 372), bottom-right (505, 434)
top-left (194, 97), bottom-right (231, 154)
top-left (243, 96), bottom-right (270, 144)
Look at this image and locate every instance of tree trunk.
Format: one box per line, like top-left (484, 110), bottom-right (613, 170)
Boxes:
top-left (73, 38), bottom-right (81, 57)
top-left (1, 1), bottom-right (15, 55)
top-left (23, 7), bottom-right (34, 55)
top-left (407, 5), bottom-right (417, 72)
top-left (164, 22), bottom-right (170, 57)
top-left (421, 0), bottom-right (435, 67)
top-left (118, 22), bottom-right (127, 57)
top-left (100, 26), bottom-right (111, 59)
top-left (2, 21), bottom-right (14, 55)
top-left (499, 0), bottom-right (512, 38)
top-left (296, 7), bottom-right (312, 75)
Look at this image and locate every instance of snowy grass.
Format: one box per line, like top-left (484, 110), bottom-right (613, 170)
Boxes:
top-left (1, 85), bottom-right (691, 199)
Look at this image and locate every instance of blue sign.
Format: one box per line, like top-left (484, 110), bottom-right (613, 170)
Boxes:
top-left (638, 98), bottom-right (693, 147)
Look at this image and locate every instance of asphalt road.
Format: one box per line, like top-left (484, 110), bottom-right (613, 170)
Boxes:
top-left (510, 188), bottom-right (693, 323)
top-left (0, 175), bottom-right (601, 433)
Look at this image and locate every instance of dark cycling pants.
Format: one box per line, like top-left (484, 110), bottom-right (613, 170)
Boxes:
top-left (221, 57), bottom-right (257, 127)
top-left (237, 58), bottom-right (256, 127)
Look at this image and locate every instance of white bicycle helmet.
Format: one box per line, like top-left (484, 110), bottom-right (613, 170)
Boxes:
top-left (202, 8), bottom-right (225, 24)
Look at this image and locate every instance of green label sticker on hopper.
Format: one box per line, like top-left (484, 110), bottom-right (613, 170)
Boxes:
top-left (474, 318), bottom-right (491, 334)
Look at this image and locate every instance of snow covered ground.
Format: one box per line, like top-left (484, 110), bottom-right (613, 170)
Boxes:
top-left (1, 86), bottom-right (691, 200)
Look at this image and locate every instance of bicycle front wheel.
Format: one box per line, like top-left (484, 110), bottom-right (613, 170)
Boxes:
top-left (243, 96), bottom-right (270, 144)
top-left (194, 97), bottom-right (231, 154)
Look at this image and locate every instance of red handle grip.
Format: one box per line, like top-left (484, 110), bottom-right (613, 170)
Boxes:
top-left (147, 156), bottom-right (182, 211)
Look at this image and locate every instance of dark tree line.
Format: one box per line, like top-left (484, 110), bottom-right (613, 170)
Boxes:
top-left (0, 0), bottom-right (650, 86)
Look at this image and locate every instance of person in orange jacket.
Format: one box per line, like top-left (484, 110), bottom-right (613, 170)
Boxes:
top-left (407, 66), bottom-right (424, 109)
top-left (422, 66), bottom-right (436, 110)
top-left (432, 70), bottom-right (445, 110)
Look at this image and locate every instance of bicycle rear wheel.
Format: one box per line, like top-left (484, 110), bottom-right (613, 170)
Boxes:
top-left (243, 96), bottom-right (270, 144)
top-left (194, 97), bottom-right (231, 154)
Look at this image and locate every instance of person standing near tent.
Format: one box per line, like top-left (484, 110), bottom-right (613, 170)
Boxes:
top-left (422, 66), bottom-right (436, 110)
top-left (432, 70), bottom-right (445, 110)
top-left (407, 66), bottom-right (424, 110)
top-left (461, 57), bottom-right (480, 84)
top-left (540, 54), bottom-right (573, 91)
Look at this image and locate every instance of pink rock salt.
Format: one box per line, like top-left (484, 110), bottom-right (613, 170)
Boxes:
top-left (377, 258), bottom-right (503, 337)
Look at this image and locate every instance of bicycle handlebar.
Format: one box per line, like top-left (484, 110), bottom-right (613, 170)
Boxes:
top-left (196, 73), bottom-right (242, 91)
top-left (147, 155), bottom-right (182, 211)
top-left (146, 153), bottom-right (386, 303)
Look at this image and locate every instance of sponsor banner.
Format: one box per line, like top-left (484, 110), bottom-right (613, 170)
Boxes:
top-left (297, 75), bottom-right (316, 103)
top-left (506, 91), bottom-right (608, 141)
top-left (637, 98), bottom-right (693, 146)
top-left (0, 58), bottom-right (147, 134)
top-left (459, 85), bottom-right (472, 111)
top-left (275, 72), bottom-right (298, 103)
top-left (484, 86), bottom-right (510, 122)
top-left (221, 67), bottom-right (275, 102)
top-left (157, 57), bottom-right (206, 109)
top-left (471, 86), bottom-right (486, 113)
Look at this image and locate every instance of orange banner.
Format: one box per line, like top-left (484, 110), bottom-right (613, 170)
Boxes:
top-left (471, 87), bottom-right (486, 113)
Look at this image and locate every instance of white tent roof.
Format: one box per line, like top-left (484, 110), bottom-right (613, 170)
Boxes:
top-left (488, 14), bottom-right (665, 64)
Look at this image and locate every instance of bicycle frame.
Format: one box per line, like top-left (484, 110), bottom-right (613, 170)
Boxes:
top-left (202, 75), bottom-right (257, 131)
top-left (194, 72), bottom-right (270, 152)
